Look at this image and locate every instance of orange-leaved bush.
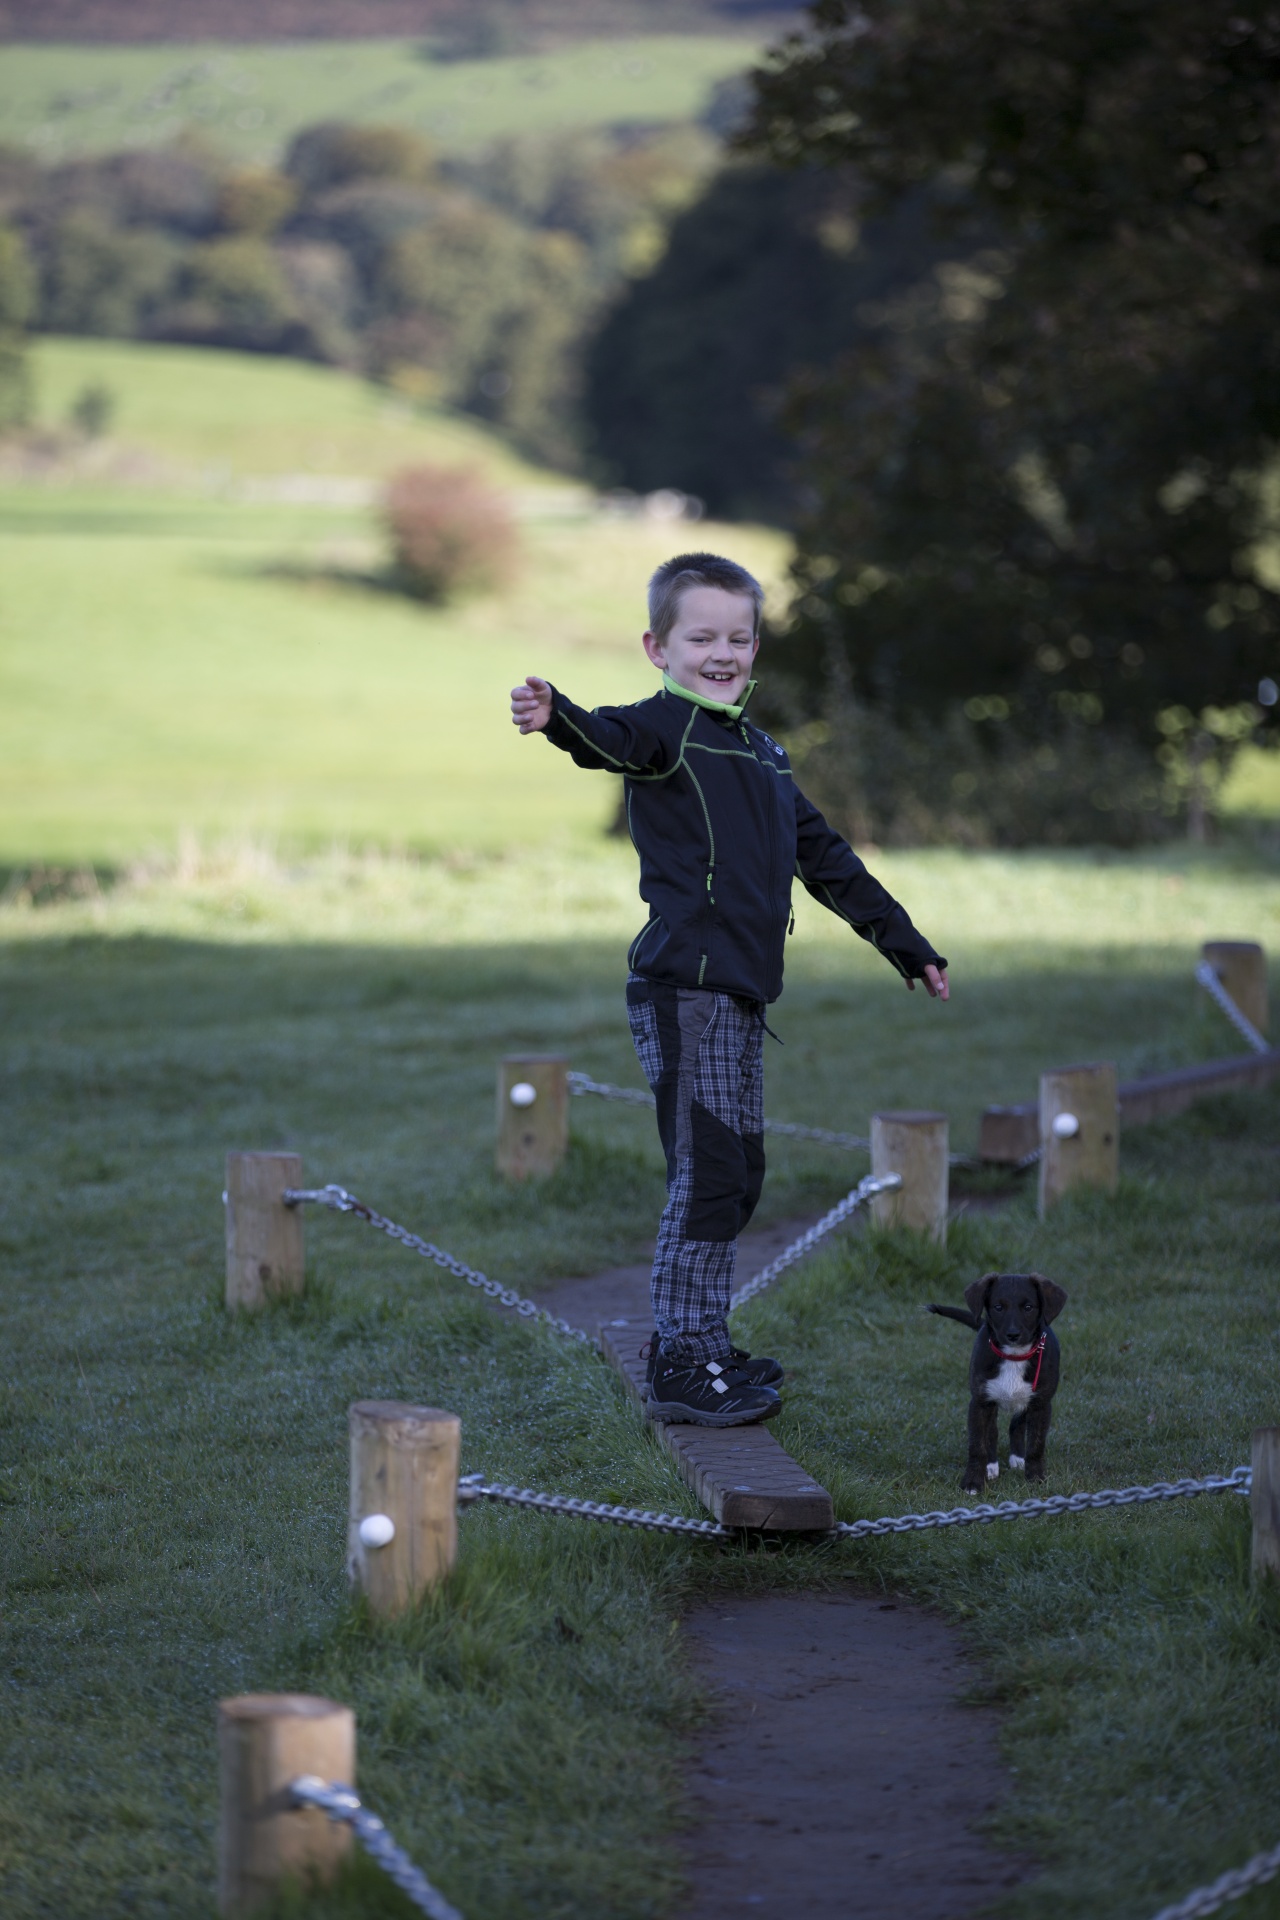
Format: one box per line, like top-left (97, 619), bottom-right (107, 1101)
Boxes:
top-left (383, 463), bottom-right (518, 603)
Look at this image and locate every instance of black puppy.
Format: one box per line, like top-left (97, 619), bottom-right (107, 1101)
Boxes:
top-left (928, 1273), bottom-right (1068, 1494)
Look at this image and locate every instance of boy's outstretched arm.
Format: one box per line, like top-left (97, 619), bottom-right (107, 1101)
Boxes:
top-left (509, 676), bottom-right (670, 774)
top-left (793, 785), bottom-right (949, 999)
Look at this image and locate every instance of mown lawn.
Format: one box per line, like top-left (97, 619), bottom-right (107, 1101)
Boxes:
top-left (3, 844), bottom-right (1280, 1918)
top-left (6, 335), bottom-right (1280, 1919)
top-left (1, 340), bottom-right (788, 866)
top-left (0, 33), bottom-right (759, 166)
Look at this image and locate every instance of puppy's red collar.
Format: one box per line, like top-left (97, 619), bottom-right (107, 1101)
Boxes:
top-left (989, 1333), bottom-right (1047, 1392)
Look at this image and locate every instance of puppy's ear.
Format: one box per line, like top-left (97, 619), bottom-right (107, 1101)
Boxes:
top-left (964, 1274), bottom-right (996, 1319)
top-left (1033, 1275), bottom-right (1068, 1324)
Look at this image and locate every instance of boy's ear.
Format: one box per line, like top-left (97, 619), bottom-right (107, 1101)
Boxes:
top-left (642, 629), bottom-right (667, 670)
top-left (1033, 1275), bottom-right (1068, 1324)
top-left (964, 1274), bottom-right (996, 1319)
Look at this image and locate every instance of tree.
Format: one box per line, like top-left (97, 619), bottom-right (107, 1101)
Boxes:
top-left (0, 222), bottom-right (35, 429)
top-left (42, 214), bottom-right (178, 336)
top-left (741, 0), bottom-right (1280, 838)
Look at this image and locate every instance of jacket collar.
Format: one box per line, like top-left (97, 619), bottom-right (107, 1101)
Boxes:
top-left (662, 670), bottom-right (757, 721)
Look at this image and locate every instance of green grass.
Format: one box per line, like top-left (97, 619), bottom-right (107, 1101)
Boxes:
top-left (23, 337), bottom-right (558, 479)
top-left (1, 340), bottom-right (789, 866)
top-left (4, 849), bottom-right (1280, 1918)
top-left (0, 34), bottom-right (761, 166)
top-left (7, 334), bottom-right (1280, 1919)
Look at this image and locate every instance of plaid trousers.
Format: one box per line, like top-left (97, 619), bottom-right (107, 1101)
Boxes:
top-left (626, 975), bottom-right (766, 1364)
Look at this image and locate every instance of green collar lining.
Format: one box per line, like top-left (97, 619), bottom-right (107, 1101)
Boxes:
top-left (662, 670), bottom-right (757, 720)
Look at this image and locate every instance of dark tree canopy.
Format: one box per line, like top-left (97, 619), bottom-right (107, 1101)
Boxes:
top-left (582, 162), bottom-right (982, 522)
top-left (737, 0), bottom-right (1280, 828)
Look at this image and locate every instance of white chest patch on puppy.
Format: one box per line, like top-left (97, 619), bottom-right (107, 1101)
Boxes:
top-left (985, 1358), bottom-right (1035, 1411)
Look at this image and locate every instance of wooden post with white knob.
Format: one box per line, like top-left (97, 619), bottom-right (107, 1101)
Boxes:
top-left (225, 1151), bottom-right (304, 1312)
top-left (1252, 1427), bottom-right (1280, 1582)
top-left (217, 1693), bottom-right (355, 1916)
top-left (1038, 1063), bottom-right (1118, 1217)
top-left (870, 1110), bottom-right (949, 1243)
top-left (1202, 940), bottom-right (1268, 1036)
top-left (348, 1401), bottom-right (461, 1618)
top-left (495, 1054), bottom-right (568, 1180)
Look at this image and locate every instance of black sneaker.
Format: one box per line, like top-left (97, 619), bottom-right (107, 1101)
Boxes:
top-left (643, 1334), bottom-right (783, 1395)
top-left (648, 1355), bottom-right (781, 1427)
top-left (729, 1344), bottom-right (785, 1388)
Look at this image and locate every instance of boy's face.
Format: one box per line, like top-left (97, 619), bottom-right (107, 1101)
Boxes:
top-left (642, 586), bottom-right (759, 706)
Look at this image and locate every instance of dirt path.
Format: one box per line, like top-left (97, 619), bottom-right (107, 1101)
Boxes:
top-left (681, 1592), bottom-right (1027, 1919)
top-left (532, 1214), bottom-right (1032, 1920)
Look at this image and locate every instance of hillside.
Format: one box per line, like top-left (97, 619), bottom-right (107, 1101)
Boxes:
top-left (0, 0), bottom-right (796, 43)
top-left (0, 34), bottom-right (761, 163)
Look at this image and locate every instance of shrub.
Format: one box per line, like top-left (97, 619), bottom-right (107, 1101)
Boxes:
top-left (0, 223), bottom-right (36, 332)
top-left (217, 168), bottom-right (297, 238)
top-left (383, 463), bottom-right (518, 603)
top-left (42, 215), bottom-right (178, 336)
top-left (170, 237), bottom-right (297, 346)
top-left (69, 381), bottom-right (115, 439)
top-left (284, 123), bottom-right (436, 195)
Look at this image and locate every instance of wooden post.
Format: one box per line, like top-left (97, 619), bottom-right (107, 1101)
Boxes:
top-left (1203, 940), bottom-right (1268, 1036)
top-left (1038, 1063), bottom-right (1118, 1217)
top-left (495, 1054), bottom-right (568, 1180)
top-left (217, 1693), bottom-right (355, 1917)
top-left (225, 1152), bottom-right (304, 1312)
top-left (870, 1110), bottom-right (949, 1243)
top-left (348, 1401), bottom-right (461, 1617)
top-left (1251, 1427), bottom-right (1280, 1582)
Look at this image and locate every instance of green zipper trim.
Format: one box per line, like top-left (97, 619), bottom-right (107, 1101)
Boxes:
top-left (661, 671), bottom-right (757, 720)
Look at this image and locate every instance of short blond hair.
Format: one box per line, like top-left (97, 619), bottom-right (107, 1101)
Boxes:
top-left (647, 551), bottom-right (764, 640)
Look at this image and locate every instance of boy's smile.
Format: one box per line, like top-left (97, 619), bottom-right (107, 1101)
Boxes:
top-left (642, 585), bottom-right (759, 708)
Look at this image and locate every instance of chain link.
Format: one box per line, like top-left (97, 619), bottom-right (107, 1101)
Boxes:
top-left (1195, 960), bottom-right (1271, 1056)
top-left (569, 1070), bottom-right (871, 1149)
top-left (569, 1070), bottom-right (985, 1165)
top-left (458, 1473), bottom-right (731, 1538)
top-left (828, 1467), bottom-right (1251, 1540)
top-left (1148, 1839), bottom-right (1280, 1920)
top-left (290, 1778), bottom-right (463, 1920)
top-left (729, 1173), bottom-right (902, 1309)
top-left (283, 1185), bottom-right (593, 1345)
top-left (457, 1467), bottom-right (1248, 1542)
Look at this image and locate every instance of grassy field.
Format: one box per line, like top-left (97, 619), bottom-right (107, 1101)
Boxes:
top-left (0, 34), bottom-right (760, 165)
top-left (6, 334), bottom-right (1280, 1919)
top-left (1, 339), bottom-right (789, 865)
top-left (4, 846), bottom-right (1280, 1919)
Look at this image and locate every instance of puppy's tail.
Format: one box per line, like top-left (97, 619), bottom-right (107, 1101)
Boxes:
top-left (926, 1303), bottom-right (984, 1331)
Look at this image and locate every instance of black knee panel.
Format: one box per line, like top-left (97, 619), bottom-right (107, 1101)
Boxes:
top-left (686, 1100), bottom-right (750, 1241)
top-left (740, 1130), bottom-right (765, 1231)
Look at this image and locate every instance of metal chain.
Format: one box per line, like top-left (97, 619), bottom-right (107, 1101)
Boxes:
top-left (828, 1467), bottom-right (1251, 1539)
top-left (458, 1473), bottom-right (730, 1538)
top-left (569, 1070), bottom-right (871, 1149)
top-left (290, 1778), bottom-right (463, 1920)
top-left (569, 1070), bottom-right (981, 1165)
top-left (567, 1070), bottom-right (657, 1110)
top-left (283, 1186), bottom-right (593, 1345)
top-left (729, 1173), bottom-right (902, 1310)
top-left (1148, 1838), bottom-right (1280, 1920)
top-left (457, 1467), bottom-right (1248, 1542)
top-left (1195, 960), bottom-right (1271, 1055)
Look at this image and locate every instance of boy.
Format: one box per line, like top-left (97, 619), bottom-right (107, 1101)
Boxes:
top-left (510, 552), bottom-right (948, 1427)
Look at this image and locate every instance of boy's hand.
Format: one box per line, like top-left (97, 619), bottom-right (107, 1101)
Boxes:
top-left (511, 675), bottom-right (553, 733)
top-left (907, 964), bottom-right (949, 1001)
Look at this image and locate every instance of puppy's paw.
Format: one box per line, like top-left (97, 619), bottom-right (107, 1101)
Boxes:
top-left (960, 1471), bottom-right (986, 1495)
top-left (1008, 1453), bottom-right (1025, 1471)
top-left (986, 1461), bottom-right (999, 1481)
top-left (1024, 1461), bottom-right (1046, 1483)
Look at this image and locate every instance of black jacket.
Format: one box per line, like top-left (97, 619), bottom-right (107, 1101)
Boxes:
top-left (544, 681), bottom-right (946, 1004)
